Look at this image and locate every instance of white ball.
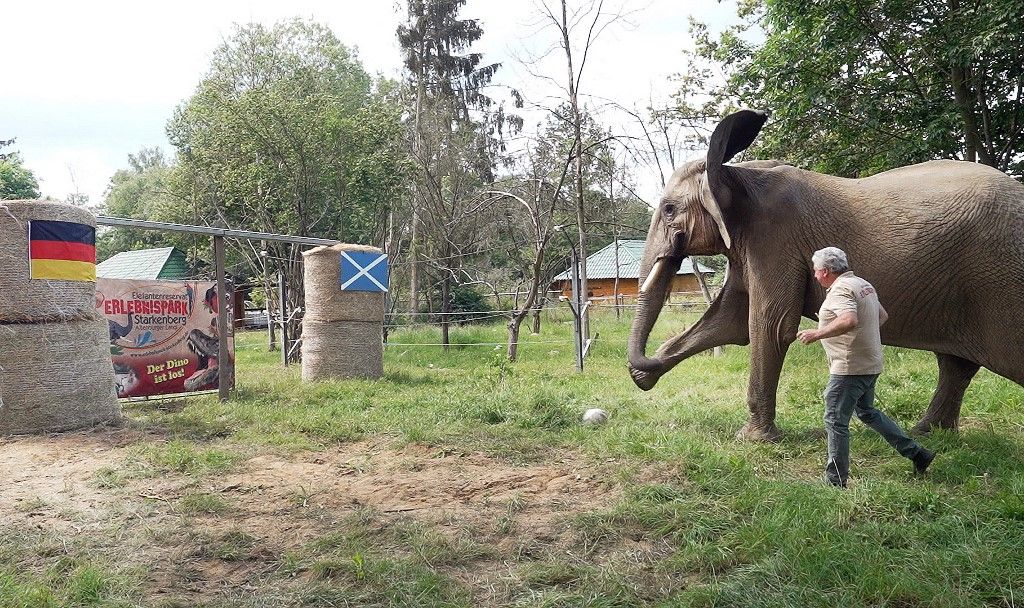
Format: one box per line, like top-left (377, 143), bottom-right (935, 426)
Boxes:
top-left (582, 408), bottom-right (609, 425)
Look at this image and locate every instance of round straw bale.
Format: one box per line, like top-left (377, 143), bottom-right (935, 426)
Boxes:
top-left (0, 199), bottom-right (98, 323)
top-left (0, 318), bottom-right (121, 435)
top-left (301, 319), bottom-right (383, 381)
top-left (302, 243), bottom-right (385, 323)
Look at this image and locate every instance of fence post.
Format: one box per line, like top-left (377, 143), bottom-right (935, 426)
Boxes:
top-left (569, 250), bottom-right (583, 372)
top-left (214, 235), bottom-right (233, 401)
top-left (692, 260), bottom-right (722, 358)
top-left (278, 270), bottom-right (289, 367)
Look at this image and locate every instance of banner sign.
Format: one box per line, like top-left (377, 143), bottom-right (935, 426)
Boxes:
top-left (95, 279), bottom-right (234, 398)
top-left (339, 250), bottom-right (388, 292)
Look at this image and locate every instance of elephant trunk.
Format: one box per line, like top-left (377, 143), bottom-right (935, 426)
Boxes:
top-left (628, 257), bottom-right (681, 390)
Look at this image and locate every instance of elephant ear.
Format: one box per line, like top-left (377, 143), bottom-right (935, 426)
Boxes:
top-left (702, 109), bottom-right (769, 249)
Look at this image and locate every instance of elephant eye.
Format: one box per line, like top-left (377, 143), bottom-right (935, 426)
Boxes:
top-left (662, 203), bottom-right (676, 218)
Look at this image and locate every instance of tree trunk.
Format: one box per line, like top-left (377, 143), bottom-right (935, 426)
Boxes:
top-left (611, 169), bottom-right (620, 320)
top-left (506, 243), bottom-right (548, 361)
top-left (441, 276), bottom-right (450, 352)
top-left (410, 213), bottom-right (420, 321)
top-left (264, 265), bottom-right (277, 352)
top-left (532, 291), bottom-right (546, 334)
top-left (560, 0), bottom-right (589, 340)
top-left (409, 35), bottom-right (426, 323)
top-left (507, 313), bottom-right (524, 361)
top-left (951, 65), bottom-right (985, 164)
top-left (613, 238), bottom-right (621, 320)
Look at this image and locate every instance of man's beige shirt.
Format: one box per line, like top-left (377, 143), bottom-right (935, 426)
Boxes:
top-left (818, 271), bottom-right (884, 375)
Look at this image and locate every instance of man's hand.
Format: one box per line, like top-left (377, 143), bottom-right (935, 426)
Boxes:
top-left (798, 312), bottom-right (858, 345)
top-left (797, 329), bottom-right (821, 344)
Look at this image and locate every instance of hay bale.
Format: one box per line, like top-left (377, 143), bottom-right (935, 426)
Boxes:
top-left (301, 319), bottom-right (382, 381)
top-left (303, 243), bottom-right (385, 323)
top-left (0, 318), bottom-right (121, 435)
top-left (0, 199), bottom-right (98, 323)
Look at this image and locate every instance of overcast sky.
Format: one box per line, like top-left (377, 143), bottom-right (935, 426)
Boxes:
top-left (2, 0), bottom-right (739, 207)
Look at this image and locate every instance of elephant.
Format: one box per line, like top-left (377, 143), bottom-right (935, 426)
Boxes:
top-left (627, 109), bottom-right (1024, 441)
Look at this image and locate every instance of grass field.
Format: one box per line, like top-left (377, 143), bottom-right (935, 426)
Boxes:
top-left (1, 305), bottom-right (1022, 607)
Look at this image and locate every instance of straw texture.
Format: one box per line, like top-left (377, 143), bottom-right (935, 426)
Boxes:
top-left (0, 318), bottom-right (121, 435)
top-left (0, 199), bottom-right (98, 323)
top-left (302, 243), bottom-right (385, 323)
top-left (301, 319), bottom-right (383, 381)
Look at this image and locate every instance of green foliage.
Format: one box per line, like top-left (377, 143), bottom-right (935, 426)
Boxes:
top-left (478, 107), bottom-right (651, 313)
top-left (397, 0), bottom-right (524, 326)
top-left (167, 19), bottom-right (409, 247)
top-left (95, 148), bottom-right (190, 261)
top-left (0, 140), bottom-right (40, 200)
top-left (689, 0), bottom-right (1024, 178)
top-left (421, 284), bottom-right (494, 325)
top-left (397, 0), bottom-right (503, 120)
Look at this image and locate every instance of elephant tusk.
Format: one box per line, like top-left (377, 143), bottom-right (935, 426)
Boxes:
top-left (640, 259), bottom-right (663, 293)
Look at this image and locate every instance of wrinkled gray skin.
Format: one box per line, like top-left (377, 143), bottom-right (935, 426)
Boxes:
top-left (628, 109), bottom-right (1024, 441)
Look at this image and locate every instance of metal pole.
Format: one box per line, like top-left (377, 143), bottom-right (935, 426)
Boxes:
top-left (96, 215), bottom-right (339, 246)
top-left (278, 271), bottom-right (289, 367)
top-left (569, 250), bottom-right (583, 372)
top-left (214, 236), bottom-right (232, 401)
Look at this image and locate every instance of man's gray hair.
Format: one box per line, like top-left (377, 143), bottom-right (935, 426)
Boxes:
top-left (812, 247), bottom-right (850, 273)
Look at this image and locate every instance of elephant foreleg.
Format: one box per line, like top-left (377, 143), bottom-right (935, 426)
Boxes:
top-left (912, 353), bottom-right (979, 434)
top-left (737, 302), bottom-right (802, 442)
top-left (655, 285), bottom-right (750, 365)
top-left (630, 284), bottom-right (750, 390)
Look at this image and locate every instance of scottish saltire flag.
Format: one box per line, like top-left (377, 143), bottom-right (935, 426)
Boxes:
top-left (28, 220), bottom-right (97, 282)
top-left (339, 250), bottom-right (388, 292)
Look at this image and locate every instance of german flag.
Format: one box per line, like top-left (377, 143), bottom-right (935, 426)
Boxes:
top-left (28, 220), bottom-right (97, 282)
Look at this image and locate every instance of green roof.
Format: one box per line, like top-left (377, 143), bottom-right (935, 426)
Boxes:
top-left (553, 240), bottom-right (714, 281)
top-left (97, 247), bottom-right (191, 280)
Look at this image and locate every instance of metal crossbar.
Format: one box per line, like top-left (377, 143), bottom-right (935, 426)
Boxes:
top-left (95, 216), bottom-right (341, 247)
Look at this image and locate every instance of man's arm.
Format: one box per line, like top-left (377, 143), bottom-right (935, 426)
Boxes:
top-left (797, 312), bottom-right (858, 344)
top-left (879, 304), bottom-right (888, 326)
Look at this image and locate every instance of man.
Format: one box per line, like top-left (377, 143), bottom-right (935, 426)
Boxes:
top-left (797, 247), bottom-right (934, 487)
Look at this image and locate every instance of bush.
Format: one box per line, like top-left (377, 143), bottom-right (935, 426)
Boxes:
top-left (421, 285), bottom-right (495, 325)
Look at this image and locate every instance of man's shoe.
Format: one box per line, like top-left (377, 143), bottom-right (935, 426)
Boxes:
top-left (912, 448), bottom-right (935, 474)
top-left (825, 474), bottom-right (847, 488)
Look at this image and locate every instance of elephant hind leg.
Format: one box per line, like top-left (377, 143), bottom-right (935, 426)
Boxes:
top-left (912, 353), bottom-right (980, 434)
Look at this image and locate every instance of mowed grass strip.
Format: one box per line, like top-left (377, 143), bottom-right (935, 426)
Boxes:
top-left (7, 306), bottom-right (1021, 606)
top-left (0, 534), bottom-right (142, 608)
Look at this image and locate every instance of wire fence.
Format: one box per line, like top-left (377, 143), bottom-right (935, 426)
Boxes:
top-left (92, 220), bottom-right (721, 399)
top-left (240, 290), bottom-right (715, 356)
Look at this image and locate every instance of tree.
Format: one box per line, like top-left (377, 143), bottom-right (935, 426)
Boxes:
top-left (691, 0), bottom-right (1024, 178)
top-left (477, 150), bottom-right (572, 361)
top-left (167, 19), bottom-right (409, 345)
top-left (96, 148), bottom-right (186, 261)
top-left (469, 105), bottom-right (648, 360)
top-left (397, 0), bottom-right (518, 348)
top-left (0, 139), bottom-right (41, 200)
top-left (530, 0), bottom-right (635, 338)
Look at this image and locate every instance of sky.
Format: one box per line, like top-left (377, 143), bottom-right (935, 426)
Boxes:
top-left (2, 0), bottom-right (739, 207)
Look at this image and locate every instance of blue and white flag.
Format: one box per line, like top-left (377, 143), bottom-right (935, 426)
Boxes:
top-left (339, 250), bottom-right (388, 292)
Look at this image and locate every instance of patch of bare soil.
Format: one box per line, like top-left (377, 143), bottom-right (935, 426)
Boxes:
top-left (0, 426), bottom-right (148, 531)
top-left (0, 429), bottom-right (625, 605)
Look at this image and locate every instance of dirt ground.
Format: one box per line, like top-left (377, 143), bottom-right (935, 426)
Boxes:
top-left (0, 427), bottom-right (628, 604)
